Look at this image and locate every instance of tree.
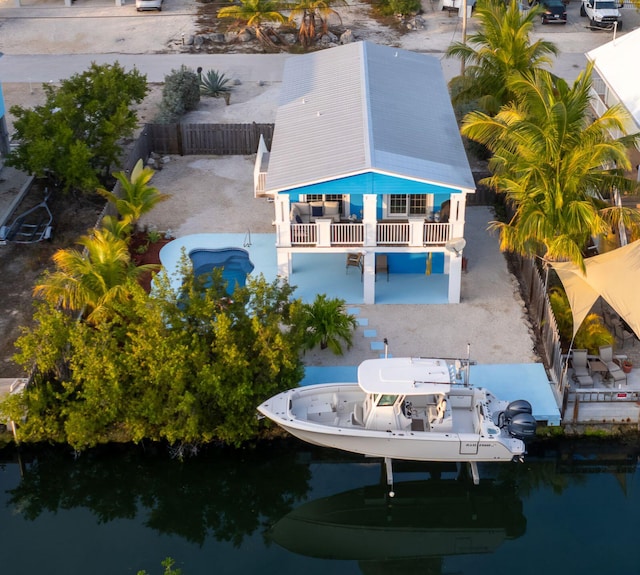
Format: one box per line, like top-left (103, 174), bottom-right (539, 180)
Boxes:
top-left (97, 160), bottom-right (170, 232)
top-left (6, 266), bottom-right (305, 450)
top-left (300, 294), bottom-right (357, 355)
top-left (549, 287), bottom-right (613, 354)
top-left (33, 228), bottom-right (157, 324)
top-left (217, 0), bottom-right (286, 50)
top-left (461, 66), bottom-right (640, 272)
top-left (446, 0), bottom-right (557, 116)
top-left (8, 62), bottom-right (148, 193)
top-left (287, 0), bottom-right (347, 47)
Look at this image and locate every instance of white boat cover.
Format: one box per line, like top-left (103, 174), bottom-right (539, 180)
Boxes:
top-left (358, 357), bottom-right (452, 395)
top-left (551, 239), bottom-right (640, 337)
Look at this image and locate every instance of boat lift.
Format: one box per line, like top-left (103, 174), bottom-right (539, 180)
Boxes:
top-left (0, 188), bottom-right (53, 244)
top-left (384, 457), bottom-right (481, 497)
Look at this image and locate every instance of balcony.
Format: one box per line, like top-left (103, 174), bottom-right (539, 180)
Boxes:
top-left (289, 221), bottom-right (450, 247)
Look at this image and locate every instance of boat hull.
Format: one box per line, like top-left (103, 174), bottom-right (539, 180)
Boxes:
top-left (257, 382), bottom-right (525, 463)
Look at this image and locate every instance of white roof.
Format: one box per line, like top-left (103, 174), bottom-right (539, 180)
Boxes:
top-left (586, 28), bottom-right (640, 131)
top-left (357, 357), bottom-right (452, 396)
top-left (265, 41), bottom-right (475, 194)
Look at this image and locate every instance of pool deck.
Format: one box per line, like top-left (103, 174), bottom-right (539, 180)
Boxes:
top-left (159, 233), bottom-right (450, 304)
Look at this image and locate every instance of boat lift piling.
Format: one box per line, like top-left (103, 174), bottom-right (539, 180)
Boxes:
top-left (383, 457), bottom-right (481, 497)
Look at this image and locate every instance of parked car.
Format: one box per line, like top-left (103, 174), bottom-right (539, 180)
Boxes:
top-left (136, 0), bottom-right (163, 11)
top-left (539, 0), bottom-right (567, 23)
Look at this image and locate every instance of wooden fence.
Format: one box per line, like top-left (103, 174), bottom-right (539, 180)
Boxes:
top-left (146, 123), bottom-right (275, 156)
top-left (511, 255), bottom-right (566, 400)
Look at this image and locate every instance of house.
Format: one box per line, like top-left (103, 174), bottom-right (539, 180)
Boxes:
top-left (254, 41), bottom-right (475, 305)
top-left (586, 28), bottom-right (640, 182)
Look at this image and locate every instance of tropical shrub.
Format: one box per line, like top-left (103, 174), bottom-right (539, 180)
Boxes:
top-left (200, 69), bottom-right (233, 101)
top-left (157, 66), bottom-right (201, 123)
top-left (548, 286), bottom-right (614, 354)
top-left (300, 294), bottom-right (357, 355)
top-left (375, 0), bottom-right (421, 16)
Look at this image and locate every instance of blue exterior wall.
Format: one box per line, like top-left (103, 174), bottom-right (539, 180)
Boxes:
top-left (285, 172), bottom-right (460, 219)
top-left (384, 252), bottom-right (444, 274)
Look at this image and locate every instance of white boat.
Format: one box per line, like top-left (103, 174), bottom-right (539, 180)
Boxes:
top-left (257, 357), bottom-right (536, 465)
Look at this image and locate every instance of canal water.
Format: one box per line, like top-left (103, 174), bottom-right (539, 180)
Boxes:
top-left (1, 439), bottom-right (639, 575)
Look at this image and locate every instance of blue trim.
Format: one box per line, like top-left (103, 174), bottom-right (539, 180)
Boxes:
top-left (0, 84), bottom-right (5, 118)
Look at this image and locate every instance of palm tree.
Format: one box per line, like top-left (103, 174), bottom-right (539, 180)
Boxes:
top-left (98, 159), bottom-right (170, 233)
top-left (461, 65), bottom-right (640, 272)
top-left (33, 228), bottom-right (157, 323)
top-left (446, 0), bottom-right (558, 116)
top-left (301, 294), bottom-right (357, 355)
top-left (287, 0), bottom-right (347, 48)
top-left (217, 0), bottom-right (286, 50)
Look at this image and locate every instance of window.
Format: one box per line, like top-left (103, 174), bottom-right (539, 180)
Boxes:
top-left (377, 394), bottom-right (399, 407)
top-left (386, 194), bottom-right (432, 218)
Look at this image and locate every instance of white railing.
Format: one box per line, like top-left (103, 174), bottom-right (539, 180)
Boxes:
top-left (331, 223), bottom-right (364, 245)
top-left (290, 221), bottom-right (450, 246)
top-left (423, 223), bottom-right (450, 245)
top-left (377, 222), bottom-right (410, 244)
top-left (290, 224), bottom-right (318, 245)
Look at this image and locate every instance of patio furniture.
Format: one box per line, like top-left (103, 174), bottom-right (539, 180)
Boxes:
top-left (598, 345), bottom-right (627, 385)
top-left (612, 319), bottom-right (635, 348)
top-left (571, 349), bottom-right (593, 387)
top-left (375, 254), bottom-right (389, 282)
top-left (346, 253), bottom-right (363, 279)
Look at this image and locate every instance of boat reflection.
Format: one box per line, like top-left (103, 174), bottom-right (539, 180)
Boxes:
top-left (270, 477), bottom-right (526, 573)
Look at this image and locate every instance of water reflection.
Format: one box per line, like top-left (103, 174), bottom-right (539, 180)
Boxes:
top-left (269, 473), bottom-right (526, 574)
top-left (1, 440), bottom-right (639, 575)
top-left (5, 444), bottom-right (311, 546)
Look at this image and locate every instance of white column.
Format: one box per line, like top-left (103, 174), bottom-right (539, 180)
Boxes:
top-left (409, 218), bottom-right (424, 246)
top-left (448, 253), bottom-right (462, 303)
top-left (275, 196), bottom-right (291, 247)
top-left (362, 251), bottom-right (375, 304)
top-left (363, 194), bottom-right (377, 247)
top-left (277, 249), bottom-right (291, 280)
top-left (449, 195), bottom-right (466, 239)
top-left (315, 218), bottom-right (333, 247)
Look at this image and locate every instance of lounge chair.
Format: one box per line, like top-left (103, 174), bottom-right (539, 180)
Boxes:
top-left (598, 345), bottom-right (627, 385)
top-left (571, 349), bottom-right (593, 388)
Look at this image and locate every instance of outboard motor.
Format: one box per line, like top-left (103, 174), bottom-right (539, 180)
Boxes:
top-left (504, 399), bottom-right (532, 420)
top-left (498, 399), bottom-right (533, 430)
top-left (507, 412), bottom-right (537, 440)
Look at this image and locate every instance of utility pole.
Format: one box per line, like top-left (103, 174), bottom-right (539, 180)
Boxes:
top-left (461, 0), bottom-right (468, 75)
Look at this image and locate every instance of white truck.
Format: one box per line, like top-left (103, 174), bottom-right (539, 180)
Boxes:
top-left (580, 0), bottom-right (622, 29)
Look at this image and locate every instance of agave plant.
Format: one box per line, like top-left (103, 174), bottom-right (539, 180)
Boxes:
top-left (200, 69), bottom-right (233, 102)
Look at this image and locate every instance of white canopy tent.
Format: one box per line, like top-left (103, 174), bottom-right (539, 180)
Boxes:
top-left (551, 240), bottom-right (640, 337)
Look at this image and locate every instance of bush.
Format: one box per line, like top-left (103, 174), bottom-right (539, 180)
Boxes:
top-left (157, 65), bottom-right (201, 123)
top-left (375, 0), bottom-right (421, 16)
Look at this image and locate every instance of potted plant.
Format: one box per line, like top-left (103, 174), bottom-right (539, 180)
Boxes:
top-left (621, 359), bottom-right (633, 374)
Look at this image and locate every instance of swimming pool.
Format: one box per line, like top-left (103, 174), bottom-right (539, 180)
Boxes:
top-left (189, 248), bottom-right (255, 293)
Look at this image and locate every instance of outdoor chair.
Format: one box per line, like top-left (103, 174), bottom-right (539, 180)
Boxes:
top-left (598, 345), bottom-right (627, 385)
top-left (346, 253), bottom-right (363, 280)
top-left (570, 349), bottom-right (593, 388)
top-left (613, 320), bottom-right (635, 348)
top-left (375, 254), bottom-right (389, 282)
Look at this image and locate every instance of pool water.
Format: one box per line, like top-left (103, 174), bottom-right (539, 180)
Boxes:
top-left (189, 248), bottom-right (255, 294)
